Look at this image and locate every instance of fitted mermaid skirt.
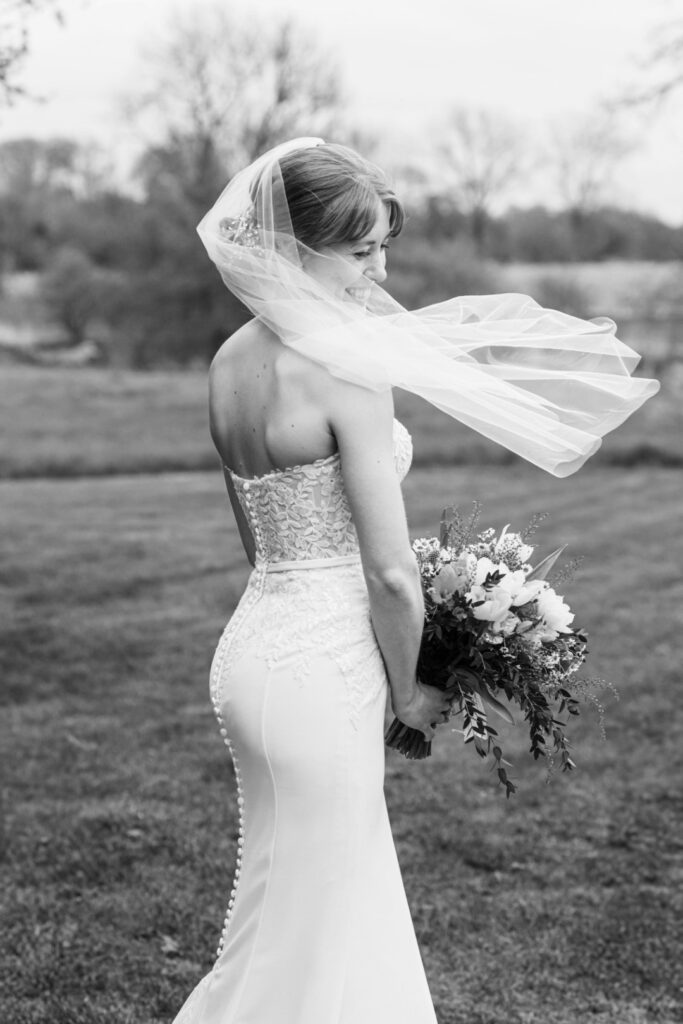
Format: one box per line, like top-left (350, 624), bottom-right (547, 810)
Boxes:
top-left (171, 418), bottom-right (437, 1022)
top-left (172, 559), bottom-right (437, 1024)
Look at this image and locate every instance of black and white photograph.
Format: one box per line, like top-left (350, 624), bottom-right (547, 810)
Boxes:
top-left (1, 1), bottom-right (681, 1022)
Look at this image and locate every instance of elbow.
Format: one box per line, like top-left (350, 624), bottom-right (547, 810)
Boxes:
top-left (365, 557), bottom-right (421, 599)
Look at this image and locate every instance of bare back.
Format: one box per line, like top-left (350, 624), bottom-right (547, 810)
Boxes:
top-left (209, 319), bottom-right (338, 479)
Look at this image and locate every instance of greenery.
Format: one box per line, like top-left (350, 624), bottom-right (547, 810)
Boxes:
top-left (1, 130), bottom-right (682, 367)
top-left (2, 453), bottom-right (681, 1023)
top-left (386, 511), bottom-right (596, 787)
top-left (1, 4), bottom-right (681, 1014)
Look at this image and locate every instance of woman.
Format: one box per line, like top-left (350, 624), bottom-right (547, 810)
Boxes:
top-left (172, 139), bottom-right (658, 1024)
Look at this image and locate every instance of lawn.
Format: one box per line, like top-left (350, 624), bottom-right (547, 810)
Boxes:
top-left (0, 363), bottom-right (679, 479)
top-left (2, 459), bottom-right (682, 1024)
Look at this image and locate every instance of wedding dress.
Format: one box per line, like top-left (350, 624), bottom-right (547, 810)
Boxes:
top-left (172, 417), bottom-right (438, 1024)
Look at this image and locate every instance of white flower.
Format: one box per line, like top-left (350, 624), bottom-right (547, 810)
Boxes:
top-left (495, 568), bottom-right (528, 601)
top-left (413, 536), bottom-right (440, 557)
top-left (473, 556), bottom-right (508, 585)
top-left (495, 614), bottom-right (521, 637)
top-left (536, 586), bottom-right (574, 635)
top-left (453, 551), bottom-right (476, 586)
top-left (523, 623), bottom-right (559, 644)
top-left (511, 578), bottom-right (546, 607)
top-left (429, 565), bottom-right (460, 604)
top-left (494, 528), bottom-right (534, 565)
top-left (467, 583), bottom-right (514, 624)
top-left (429, 551), bottom-right (477, 602)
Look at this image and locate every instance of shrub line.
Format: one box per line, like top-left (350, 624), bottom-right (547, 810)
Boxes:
top-left (1, 446), bottom-right (681, 481)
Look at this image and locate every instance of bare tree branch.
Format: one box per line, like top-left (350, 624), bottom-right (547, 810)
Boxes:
top-left (0, 0), bottom-right (62, 106)
top-left (548, 108), bottom-right (635, 216)
top-left (126, 1), bottom-right (344, 201)
top-left (615, 12), bottom-right (683, 108)
top-left (436, 107), bottom-right (526, 244)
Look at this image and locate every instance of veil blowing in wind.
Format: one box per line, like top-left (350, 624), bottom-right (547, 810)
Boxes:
top-left (197, 137), bottom-right (659, 478)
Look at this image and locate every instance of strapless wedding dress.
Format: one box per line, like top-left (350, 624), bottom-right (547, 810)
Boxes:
top-left (172, 419), bottom-right (438, 1024)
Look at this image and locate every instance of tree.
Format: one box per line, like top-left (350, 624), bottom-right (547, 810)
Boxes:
top-left (618, 10), bottom-right (683, 107)
top-left (128, 4), bottom-right (343, 206)
top-left (436, 107), bottom-right (525, 249)
top-left (41, 245), bottom-right (101, 346)
top-left (546, 109), bottom-right (635, 257)
top-left (0, 137), bottom-right (117, 271)
top-left (0, 0), bottom-right (62, 106)
top-left (118, 2), bottom-right (347, 366)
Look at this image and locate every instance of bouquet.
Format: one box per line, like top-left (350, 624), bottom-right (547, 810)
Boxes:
top-left (385, 504), bottom-right (609, 796)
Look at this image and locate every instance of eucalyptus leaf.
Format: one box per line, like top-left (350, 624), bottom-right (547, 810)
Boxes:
top-left (475, 680), bottom-right (516, 725)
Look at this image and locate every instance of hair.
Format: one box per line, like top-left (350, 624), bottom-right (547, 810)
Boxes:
top-left (277, 143), bottom-right (405, 250)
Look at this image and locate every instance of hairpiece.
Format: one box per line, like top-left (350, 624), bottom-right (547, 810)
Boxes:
top-left (219, 207), bottom-right (261, 249)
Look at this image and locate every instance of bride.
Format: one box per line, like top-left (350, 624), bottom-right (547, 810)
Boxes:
top-left (171, 139), bottom-right (658, 1023)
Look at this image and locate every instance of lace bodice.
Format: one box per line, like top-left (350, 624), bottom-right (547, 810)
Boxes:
top-left (228, 418), bottom-right (413, 565)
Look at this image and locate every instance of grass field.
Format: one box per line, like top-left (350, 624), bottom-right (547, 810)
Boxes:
top-left (0, 364), bottom-right (680, 479)
top-left (2, 446), bottom-right (682, 1022)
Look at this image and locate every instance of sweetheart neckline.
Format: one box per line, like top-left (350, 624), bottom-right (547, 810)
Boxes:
top-left (225, 418), bottom-right (409, 485)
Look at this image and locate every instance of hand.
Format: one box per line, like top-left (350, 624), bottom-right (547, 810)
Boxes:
top-left (392, 681), bottom-right (454, 741)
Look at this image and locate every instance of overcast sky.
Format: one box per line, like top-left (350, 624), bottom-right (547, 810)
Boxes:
top-left (2, 0), bottom-right (682, 223)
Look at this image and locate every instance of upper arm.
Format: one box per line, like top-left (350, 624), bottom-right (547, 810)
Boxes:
top-left (326, 381), bottom-right (414, 581)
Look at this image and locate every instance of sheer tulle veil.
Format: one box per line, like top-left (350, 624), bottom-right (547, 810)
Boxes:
top-left (197, 137), bottom-right (659, 477)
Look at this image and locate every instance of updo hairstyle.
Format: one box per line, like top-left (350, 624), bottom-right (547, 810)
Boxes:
top-left (278, 143), bottom-right (404, 251)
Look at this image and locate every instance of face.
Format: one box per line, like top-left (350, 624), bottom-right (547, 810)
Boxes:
top-left (303, 201), bottom-right (391, 307)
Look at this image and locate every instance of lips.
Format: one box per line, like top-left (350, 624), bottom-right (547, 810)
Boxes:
top-left (345, 287), bottom-right (372, 304)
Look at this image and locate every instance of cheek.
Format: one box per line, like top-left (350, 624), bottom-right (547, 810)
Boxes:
top-left (325, 257), bottom-right (364, 290)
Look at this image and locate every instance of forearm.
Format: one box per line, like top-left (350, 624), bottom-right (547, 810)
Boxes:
top-left (365, 562), bottom-right (424, 711)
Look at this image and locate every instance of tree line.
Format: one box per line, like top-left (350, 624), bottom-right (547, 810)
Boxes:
top-left (1, 3), bottom-right (682, 367)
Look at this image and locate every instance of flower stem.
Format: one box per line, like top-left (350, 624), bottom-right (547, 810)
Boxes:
top-left (384, 716), bottom-right (432, 759)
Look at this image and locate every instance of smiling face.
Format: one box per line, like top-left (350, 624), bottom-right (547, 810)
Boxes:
top-left (301, 201), bottom-right (392, 307)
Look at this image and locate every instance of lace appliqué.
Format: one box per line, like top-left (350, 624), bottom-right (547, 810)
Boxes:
top-left (231, 457), bottom-right (359, 564)
top-left (214, 562), bottom-right (385, 726)
top-left (213, 419), bottom-right (413, 725)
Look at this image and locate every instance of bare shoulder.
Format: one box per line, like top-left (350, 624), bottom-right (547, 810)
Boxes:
top-left (209, 319), bottom-right (272, 377)
top-left (325, 373), bottom-right (395, 434)
top-left (209, 319), bottom-right (393, 445)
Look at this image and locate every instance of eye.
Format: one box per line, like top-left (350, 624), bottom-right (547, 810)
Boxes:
top-left (352, 243), bottom-right (390, 259)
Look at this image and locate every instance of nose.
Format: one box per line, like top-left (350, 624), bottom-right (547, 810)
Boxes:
top-left (364, 251), bottom-right (387, 284)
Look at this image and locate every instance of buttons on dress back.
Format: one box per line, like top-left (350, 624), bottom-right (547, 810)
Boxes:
top-left (212, 720), bottom-right (246, 961)
top-left (239, 479), bottom-right (266, 560)
top-left (208, 562), bottom-right (267, 962)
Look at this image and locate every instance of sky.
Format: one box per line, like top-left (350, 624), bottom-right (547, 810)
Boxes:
top-left (2, 0), bottom-right (682, 223)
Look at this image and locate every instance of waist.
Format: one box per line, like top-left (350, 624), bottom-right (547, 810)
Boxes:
top-left (256, 553), bottom-right (362, 574)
